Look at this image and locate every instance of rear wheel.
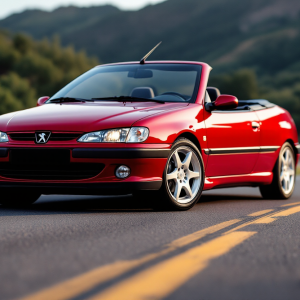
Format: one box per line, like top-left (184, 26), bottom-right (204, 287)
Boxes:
top-left (260, 142), bottom-right (295, 199)
top-left (0, 190), bottom-right (41, 208)
top-left (133, 138), bottom-right (204, 211)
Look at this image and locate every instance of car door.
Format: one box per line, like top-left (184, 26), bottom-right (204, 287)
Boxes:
top-left (203, 102), bottom-right (261, 177)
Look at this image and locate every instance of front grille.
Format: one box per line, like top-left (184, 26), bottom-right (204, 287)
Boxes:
top-left (0, 149), bottom-right (104, 180)
top-left (9, 133), bottom-right (33, 141)
top-left (9, 132), bottom-right (81, 141)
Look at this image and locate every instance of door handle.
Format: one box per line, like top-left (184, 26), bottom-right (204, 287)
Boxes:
top-left (252, 121), bottom-right (260, 129)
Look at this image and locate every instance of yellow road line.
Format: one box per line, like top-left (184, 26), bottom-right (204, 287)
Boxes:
top-left (88, 231), bottom-right (256, 300)
top-left (20, 219), bottom-right (240, 300)
top-left (252, 216), bottom-right (277, 224)
top-left (225, 205), bottom-right (300, 235)
top-left (271, 205), bottom-right (300, 217)
top-left (248, 209), bottom-right (273, 217)
top-left (281, 201), bottom-right (300, 207)
top-left (22, 205), bottom-right (300, 300)
top-left (224, 213), bottom-right (277, 234)
top-left (167, 219), bottom-right (240, 248)
top-left (89, 206), bottom-right (300, 300)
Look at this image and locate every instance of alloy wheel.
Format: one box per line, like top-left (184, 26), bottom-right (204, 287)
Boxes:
top-left (166, 146), bottom-right (201, 204)
top-left (280, 147), bottom-right (295, 195)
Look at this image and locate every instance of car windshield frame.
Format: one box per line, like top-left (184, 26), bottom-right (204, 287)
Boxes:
top-left (47, 63), bottom-right (202, 104)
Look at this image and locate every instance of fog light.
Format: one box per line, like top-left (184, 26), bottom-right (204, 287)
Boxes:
top-left (115, 165), bottom-right (131, 179)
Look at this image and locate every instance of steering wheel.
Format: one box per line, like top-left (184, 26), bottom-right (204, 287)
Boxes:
top-left (161, 92), bottom-right (186, 100)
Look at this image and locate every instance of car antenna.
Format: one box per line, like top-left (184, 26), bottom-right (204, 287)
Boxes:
top-left (140, 41), bottom-right (162, 64)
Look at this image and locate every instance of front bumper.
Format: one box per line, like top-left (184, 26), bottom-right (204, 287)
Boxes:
top-left (72, 148), bottom-right (170, 159)
top-left (0, 146), bottom-right (170, 195)
top-left (0, 181), bottom-right (162, 195)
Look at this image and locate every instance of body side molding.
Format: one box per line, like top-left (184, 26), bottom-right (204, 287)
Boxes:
top-left (204, 146), bottom-right (280, 155)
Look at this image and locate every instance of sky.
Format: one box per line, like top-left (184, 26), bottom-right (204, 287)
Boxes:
top-left (0, 0), bottom-right (165, 19)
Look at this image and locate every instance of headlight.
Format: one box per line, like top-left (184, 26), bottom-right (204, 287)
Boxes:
top-left (0, 132), bottom-right (8, 142)
top-left (78, 127), bottom-right (149, 143)
top-left (78, 128), bottom-right (130, 143)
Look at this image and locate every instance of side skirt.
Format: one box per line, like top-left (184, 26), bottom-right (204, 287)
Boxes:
top-left (203, 172), bottom-right (273, 191)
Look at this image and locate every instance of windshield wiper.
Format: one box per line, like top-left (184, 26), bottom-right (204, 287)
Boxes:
top-left (48, 97), bottom-right (94, 103)
top-left (92, 96), bottom-right (165, 104)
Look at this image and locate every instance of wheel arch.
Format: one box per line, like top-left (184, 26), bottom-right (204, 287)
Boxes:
top-left (175, 132), bottom-right (202, 153)
top-left (286, 138), bottom-right (297, 160)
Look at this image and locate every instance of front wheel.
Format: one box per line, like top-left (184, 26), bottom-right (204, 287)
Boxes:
top-left (133, 138), bottom-right (205, 211)
top-left (260, 142), bottom-right (296, 199)
top-left (0, 190), bottom-right (41, 208)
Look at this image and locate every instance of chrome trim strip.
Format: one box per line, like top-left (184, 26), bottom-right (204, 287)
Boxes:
top-left (204, 146), bottom-right (280, 155)
top-left (206, 172), bottom-right (272, 180)
top-left (260, 146), bottom-right (280, 152)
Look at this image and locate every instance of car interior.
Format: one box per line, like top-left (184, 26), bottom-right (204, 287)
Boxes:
top-left (206, 87), bottom-right (275, 111)
top-left (128, 86), bottom-right (275, 110)
top-left (130, 87), bottom-right (155, 99)
top-left (130, 87), bottom-right (190, 102)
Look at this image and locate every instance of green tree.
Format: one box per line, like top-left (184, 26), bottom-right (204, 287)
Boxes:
top-left (209, 69), bottom-right (259, 99)
top-left (0, 72), bottom-right (36, 108)
top-left (13, 34), bottom-right (32, 54)
top-left (0, 31), bottom-right (98, 115)
top-left (0, 89), bottom-right (23, 115)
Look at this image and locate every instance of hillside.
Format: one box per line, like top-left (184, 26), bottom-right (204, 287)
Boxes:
top-left (1, 0), bottom-right (300, 129)
top-left (0, 0), bottom-right (299, 68)
top-left (0, 5), bottom-right (120, 42)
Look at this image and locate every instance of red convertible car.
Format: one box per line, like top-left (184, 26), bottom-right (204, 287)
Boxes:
top-left (0, 60), bottom-right (299, 210)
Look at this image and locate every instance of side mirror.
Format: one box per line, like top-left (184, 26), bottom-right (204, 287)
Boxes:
top-left (37, 96), bottom-right (50, 106)
top-left (205, 95), bottom-right (238, 112)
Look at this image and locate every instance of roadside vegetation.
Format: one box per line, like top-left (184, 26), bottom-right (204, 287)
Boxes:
top-left (0, 31), bottom-right (98, 115)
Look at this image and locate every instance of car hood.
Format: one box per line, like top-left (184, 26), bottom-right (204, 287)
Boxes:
top-left (0, 102), bottom-right (188, 132)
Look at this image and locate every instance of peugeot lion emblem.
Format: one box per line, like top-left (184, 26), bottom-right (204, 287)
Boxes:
top-left (35, 132), bottom-right (51, 144)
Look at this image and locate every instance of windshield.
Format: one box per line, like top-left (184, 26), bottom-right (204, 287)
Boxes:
top-left (49, 64), bottom-right (202, 103)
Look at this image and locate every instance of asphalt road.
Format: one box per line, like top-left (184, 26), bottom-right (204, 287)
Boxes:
top-left (1, 180), bottom-right (300, 300)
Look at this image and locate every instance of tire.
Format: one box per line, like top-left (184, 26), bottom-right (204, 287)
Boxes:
top-left (0, 190), bottom-right (41, 208)
top-left (133, 138), bottom-right (205, 211)
top-left (260, 142), bottom-right (296, 200)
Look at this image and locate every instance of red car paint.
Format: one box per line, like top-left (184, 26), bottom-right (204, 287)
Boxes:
top-left (214, 95), bottom-right (238, 109)
top-left (0, 61), bottom-right (298, 193)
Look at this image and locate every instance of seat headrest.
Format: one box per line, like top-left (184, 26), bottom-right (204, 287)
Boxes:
top-left (206, 87), bottom-right (221, 102)
top-left (130, 87), bottom-right (155, 99)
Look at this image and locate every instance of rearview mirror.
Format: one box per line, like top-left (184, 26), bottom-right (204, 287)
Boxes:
top-left (128, 69), bottom-right (153, 79)
top-left (205, 95), bottom-right (238, 112)
top-left (37, 96), bottom-right (50, 106)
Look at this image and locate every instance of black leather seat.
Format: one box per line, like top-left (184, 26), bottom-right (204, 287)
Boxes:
top-left (206, 87), bottom-right (220, 102)
top-left (130, 87), bottom-right (155, 99)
